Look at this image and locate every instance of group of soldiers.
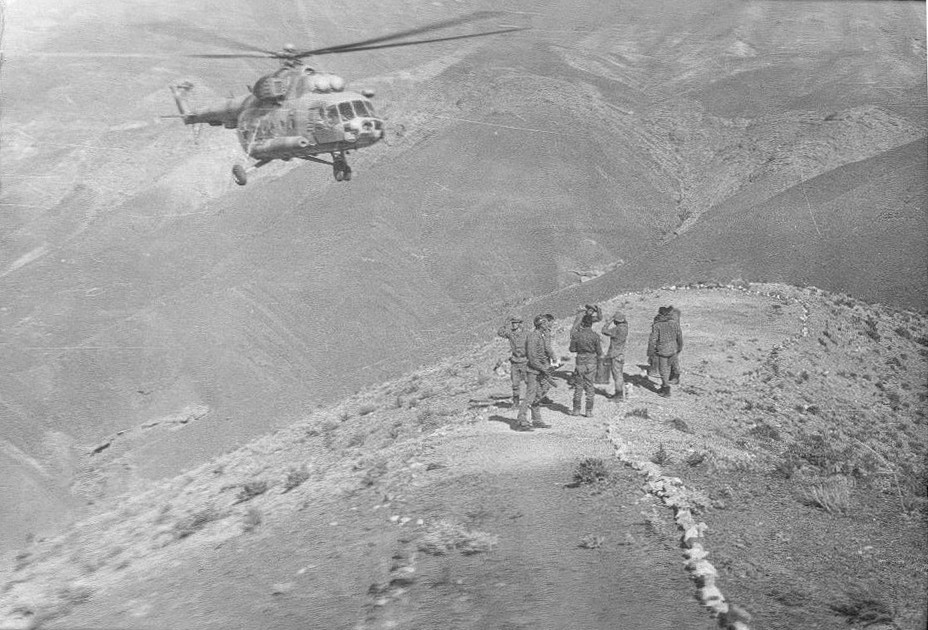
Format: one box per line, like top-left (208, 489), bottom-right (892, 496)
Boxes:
top-left (497, 303), bottom-right (684, 432)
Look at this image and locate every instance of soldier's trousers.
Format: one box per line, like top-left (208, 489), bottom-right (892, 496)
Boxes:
top-left (610, 357), bottom-right (625, 395)
top-left (518, 371), bottom-right (544, 423)
top-left (573, 361), bottom-right (597, 410)
top-left (510, 361), bottom-right (528, 398)
top-left (657, 355), bottom-right (676, 388)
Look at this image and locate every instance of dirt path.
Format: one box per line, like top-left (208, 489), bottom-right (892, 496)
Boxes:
top-left (358, 425), bottom-right (717, 630)
top-left (44, 417), bottom-right (717, 630)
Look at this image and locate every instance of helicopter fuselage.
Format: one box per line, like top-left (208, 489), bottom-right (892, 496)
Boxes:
top-left (172, 65), bottom-right (384, 165)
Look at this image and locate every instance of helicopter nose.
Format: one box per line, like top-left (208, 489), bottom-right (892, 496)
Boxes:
top-left (349, 118), bottom-right (384, 139)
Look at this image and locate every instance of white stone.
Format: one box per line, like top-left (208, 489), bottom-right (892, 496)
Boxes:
top-left (683, 544), bottom-right (709, 560)
top-left (700, 584), bottom-right (725, 604)
top-left (689, 560), bottom-right (719, 581)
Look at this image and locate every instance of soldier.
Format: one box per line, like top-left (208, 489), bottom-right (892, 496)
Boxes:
top-left (516, 315), bottom-right (554, 431)
top-left (569, 313), bottom-right (603, 417)
top-left (668, 307), bottom-right (682, 385)
top-left (497, 314), bottom-right (528, 407)
top-left (538, 313), bottom-right (560, 405)
top-left (647, 306), bottom-right (684, 398)
top-left (601, 310), bottom-right (629, 400)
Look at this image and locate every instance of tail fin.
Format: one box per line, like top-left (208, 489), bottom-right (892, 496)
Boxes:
top-left (169, 82), bottom-right (195, 119)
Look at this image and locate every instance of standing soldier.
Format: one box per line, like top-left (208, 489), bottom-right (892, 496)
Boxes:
top-left (497, 315), bottom-right (528, 408)
top-left (647, 306), bottom-right (684, 398)
top-left (601, 311), bottom-right (629, 400)
top-left (538, 314), bottom-right (560, 405)
top-left (516, 315), bottom-right (554, 431)
top-left (668, 306), bottom-right (682, 385)
top-left (570, 313), bottom-right (603, 417)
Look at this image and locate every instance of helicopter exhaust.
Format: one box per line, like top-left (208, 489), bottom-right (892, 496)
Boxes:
top-left (249, 136), bottom-right (310, 160)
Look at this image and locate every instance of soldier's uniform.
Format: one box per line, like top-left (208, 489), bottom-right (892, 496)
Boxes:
top-left (647, 307), bottom-right (683, 397)
top-left (538, 314), bottom-right (558, 404)
top-left (601, 311), bottom-right (629, 399)
top-left (497, 316), bottom-right (528, 406)
top-left (570, 314), bottom-right (603, 417)
top-left (517, 316), bottom-right (553, 430)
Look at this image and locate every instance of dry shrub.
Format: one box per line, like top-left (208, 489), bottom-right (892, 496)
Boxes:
top-left (172, 507), bottom-right (223, 539)
top-left (242, 508), bottom-right (263, 533)
top-left (651, 443), bottom-right (672, 466)
top-left (283, 466), bottom-right (311, 492)
top-left (419, 519), bottom-right (498, 556)
top-left (802, 475), bottom-right (854, 514)
top-left (237, 480), bottom-right (269, 503)
top-left (830, 584), bottom-right (897, 627)
top-left (573, 458), bottom-right (609, 485)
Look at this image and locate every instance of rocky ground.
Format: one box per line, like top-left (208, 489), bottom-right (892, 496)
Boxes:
top-left (1, 283), bottom-right (925, 629)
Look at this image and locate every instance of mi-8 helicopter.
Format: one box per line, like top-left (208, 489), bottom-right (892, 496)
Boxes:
top-left (169, 12), bottom-right (523, 185)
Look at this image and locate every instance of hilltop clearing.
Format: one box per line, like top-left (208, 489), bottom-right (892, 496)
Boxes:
top-left (1, 284), bottom-right (925, 630)
top-left (1, 0), bottom-right (924, 560)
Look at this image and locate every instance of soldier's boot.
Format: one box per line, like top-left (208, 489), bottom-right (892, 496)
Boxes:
top-left (514, 412), bottom-right (533, 431)
top-left (658, 385), bottom-right (671, 398)
top-left (612, 388), bottom-right (624, 401)
top-left (584, 402), bottom-right (594, 418)
top-left (570, 405), bottom-right (582, 416)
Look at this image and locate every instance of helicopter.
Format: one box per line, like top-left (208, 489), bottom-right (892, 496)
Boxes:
top-left (168, 12), bottom-right (524, 185)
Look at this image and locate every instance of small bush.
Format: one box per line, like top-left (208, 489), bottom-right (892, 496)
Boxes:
top-left (237, 480), bottom-right (269, 503)
top-left (894, 326), bottom-right (913, 341)
top-left (749, 422), bottom-right (781, 441)
top-left (173, 507), bottom-right (222, 539)
top-left (419, 519), bottom-right (498, 556)
top-left (685, 451), bottom-right (707, 467)
top-left (830, 585), bottom-right (896, 627)
top-left (578, 534), bottom-right (605, 549)
top-left (669, 417), bottom-right (691, 433)
top-left (242, 508), bottom-right (263, 533)
top-left (573, 458), bottom-right (609, 485)
top-left (651, 443), bottom-right (671, 466)
top-left (283, 467), bottom-right (310, 492)
top-left (802, 476), bottom-right (853, 514)
top-left (626, 407), bottom-right (650, 419)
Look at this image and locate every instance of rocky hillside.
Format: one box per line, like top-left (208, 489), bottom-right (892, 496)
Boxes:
top-left (0, 0), bottom-right (924, 562)
top-left (1, 283), bottom-right (925, 630)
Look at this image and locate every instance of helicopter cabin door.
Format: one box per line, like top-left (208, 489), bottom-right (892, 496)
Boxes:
top-left (311, 105), bottom-right (341, 145)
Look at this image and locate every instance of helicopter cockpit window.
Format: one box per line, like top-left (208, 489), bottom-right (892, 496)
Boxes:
top-left (324, 105), bottom-right (340, 125)
top-left (352, 100), bottom-right (373, 117)
top-left (338, 102), bottom-right (355, 121)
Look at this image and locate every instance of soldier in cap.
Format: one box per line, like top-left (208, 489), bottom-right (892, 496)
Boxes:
top-left (516, 315), bottom-right (555, 431)
top-left (497, 314), bottom-right (528, 407)
top-left (647, 306), bottom-right (684, 397)
top-left (569, 313), bottom-right (603, 417)
top-left (601, 310), bottom-right (629, 400)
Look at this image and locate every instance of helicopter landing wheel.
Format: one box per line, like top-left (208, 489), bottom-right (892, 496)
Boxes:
top-left (232, 164), bottom-right (247, 186)
top-left (334, 168), bottom-right (345, 182)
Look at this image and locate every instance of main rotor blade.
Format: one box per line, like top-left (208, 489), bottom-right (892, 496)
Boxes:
top-left (135, 20), bottom-right (278, 57)
top-left (303, 26), bottom-right (527, 57)
top-left (293, 10), bottom-right (505, 58)
top-left (188, 53), bottom-right (277, 59)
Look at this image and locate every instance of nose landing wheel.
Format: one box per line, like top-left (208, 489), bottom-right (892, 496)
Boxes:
top-left (232, 164), bottom-right (248, 186)
top-left (332, 154), bottom-right (352, 182)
